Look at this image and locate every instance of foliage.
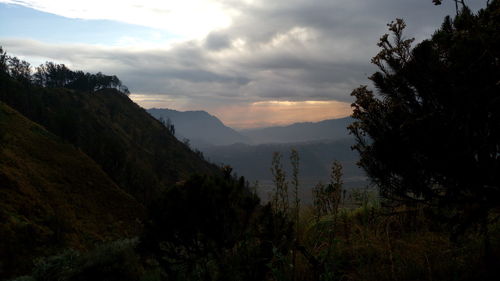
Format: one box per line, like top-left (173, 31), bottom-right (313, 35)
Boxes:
top-left (298, 196), bottom-right (500, 281)
top-left (432, 0), bottom-right (467, 13)
top-left (348, 3), bottom-right (500, 231)
top-left (0, 47), bottom-right (130, 94)
top-left (34, 62), bottom-right (130, 94)
top-left (141, 173), bottom-right (293, 281)
top-left (290, 149), bottom-right (300, 225)
top-left (0, 47), bottom-right (8, 74)
top-left (9, 239), bottom-right (145, 281)
top-left (271, 152), bottom-right (289, 215)
top-left (290, 149), bottom-right (300, 281)
top-left (312, 161), bottom-right (344, 220)
top-left (7, 56), bottom-right (32, 84)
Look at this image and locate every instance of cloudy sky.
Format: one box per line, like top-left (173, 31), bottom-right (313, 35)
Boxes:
top-left (0, 0), bottom-right (487, 128)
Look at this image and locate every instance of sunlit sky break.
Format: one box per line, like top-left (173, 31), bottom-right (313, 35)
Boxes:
top-left (0, 0), bottom-right (486, 128)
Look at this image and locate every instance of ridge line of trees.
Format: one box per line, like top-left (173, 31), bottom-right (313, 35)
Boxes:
top-left (0, 47), bottom-right (130, 94)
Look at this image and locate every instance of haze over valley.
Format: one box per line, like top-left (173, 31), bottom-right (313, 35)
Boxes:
top-left (148, 108), bottom-right (366, 202)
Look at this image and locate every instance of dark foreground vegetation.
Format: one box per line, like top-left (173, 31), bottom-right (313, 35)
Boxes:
top-left (0, 1), bottom-right (499, 281)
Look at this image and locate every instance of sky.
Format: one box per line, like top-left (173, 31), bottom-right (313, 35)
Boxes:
top-left (0, 0), bottom-right (488, 128)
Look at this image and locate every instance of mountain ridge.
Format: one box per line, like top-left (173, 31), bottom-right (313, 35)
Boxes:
top-left (0, 73), bottom-right (221, 206)
top-left (148, 107), bottom-right (354, 146)
top-left (148, 107), bottom-right (250, 147)
top-left (239, 117), bottom-right (354, 144)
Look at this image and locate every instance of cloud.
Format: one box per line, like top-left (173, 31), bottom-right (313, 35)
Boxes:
top-left (202, 100), bottom-right (353, 129)
top-left (0, 0), bottom-right (489, 127)
top-left (204, 31), bottom-right (232, 50)
top-left (0, 0), bottom-right (232, 38)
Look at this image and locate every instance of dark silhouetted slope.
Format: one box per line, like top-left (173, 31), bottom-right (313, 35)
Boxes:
top-left (0, 102), bottom-right (144, 279)
top-left (148, 108), bottom-right (249, 147)
top-left (0, 73), bottom-right (220, 205)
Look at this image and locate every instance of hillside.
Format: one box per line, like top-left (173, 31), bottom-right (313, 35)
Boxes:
top-left (240, 117), bottom-right (354, 144)
top-left (0, 73), bottom-right (220, 205)
top-left (0, 102), bottom-right (144, 279)
top-left (147, 108), bottom-right (249, 147)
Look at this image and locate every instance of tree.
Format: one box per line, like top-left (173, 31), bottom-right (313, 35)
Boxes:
top-left (32, 61), bottom-right (130, 94)
top-left (289, 148), bottom-right (299, 281)
top-left (290, 148), bottom-right (300, 225)
top-left (432, 0), bottom-right (467, 14)
top-left (0, 47), bottom-right (7, 74)
top-left (140, 174), bottom-right (288, 281)
top-left (0, 48), bottom-right (131, 94)
top-left (312, 161), bottom-right (343, 219)
top-left (348, 2), bottom-right (499, 232)
top-left (8, 56), bottom-right (31, 83)
top-left (270, 151), bottom-right (288, 215)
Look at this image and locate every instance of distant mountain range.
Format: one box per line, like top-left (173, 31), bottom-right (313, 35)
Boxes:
top-left (147, 108), bottom-right (366, 202)
top-left (148, 107), bottom-right (354, 146)
top-left (147, 108), bottom-right (249, 147)
top-left (240, 117), bottom-right (354, 144)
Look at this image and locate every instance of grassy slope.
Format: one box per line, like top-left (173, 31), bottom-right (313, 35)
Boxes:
top-left (0, 102), bottom-right (145, 279)
top-left (0, 74), bottom-right (220, 205)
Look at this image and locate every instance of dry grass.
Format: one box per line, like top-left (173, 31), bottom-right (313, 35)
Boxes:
top-left (292, 201), bottom-right (500, 281)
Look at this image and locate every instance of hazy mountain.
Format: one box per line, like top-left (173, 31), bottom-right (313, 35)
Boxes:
top-left (240, 117), bottom-right (354, 144)
top-left (148, 108), bottom-right (250, 147)
top-left (0, 102), bottom-right (144, 278)
top-left (145, 108), bottom-right (362, 203)
top-left (148, 108), bottom-right (353, 146)
top-left (203, 138), bottom-right (367, 203)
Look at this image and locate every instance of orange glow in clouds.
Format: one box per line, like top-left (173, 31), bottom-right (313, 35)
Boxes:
top-left (215, 100), bottom-right (352, 129)
top-left (130, 94), bottom-right (352, 129)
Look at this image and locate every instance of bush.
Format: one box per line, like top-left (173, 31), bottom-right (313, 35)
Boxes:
top-left (11, 239), bottom-right (144, 281)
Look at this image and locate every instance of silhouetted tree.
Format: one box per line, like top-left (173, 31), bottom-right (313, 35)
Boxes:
top-left (32, 61), bottom-right (130, 94)
top-left (270, 152), bottom-right (288, 215)
top-left (1, 48), bottom-right (130, 95)
top-left (8, 56), bottom-right (31, 83)
top-left (0, 47), bottom-right (8, 74)
top-left (432, 0), bottom-right (467, 13)
top-left (349, 2), bottom-right (499, 233)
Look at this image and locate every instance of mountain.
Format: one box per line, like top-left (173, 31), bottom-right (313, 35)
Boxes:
top-left (147, 109), bottom-right (353, 146)
top-left (147, 108), bottom-right (249, 147)
top-left (0, 102), bottom-right (144, 278)
top-left (240, 117), bottom-right (354, 144)
top-left (0, 73), bottom-right (220, 205)
top-left (203, 138), bottom-right (367, 203)
top-left (145, 108), bottom-right (362, 203)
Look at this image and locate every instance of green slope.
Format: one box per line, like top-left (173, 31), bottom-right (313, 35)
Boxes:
top-left (0, 102), bottom-right (145, 279)
top-left (0, 73), bottom-right (220, 205)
